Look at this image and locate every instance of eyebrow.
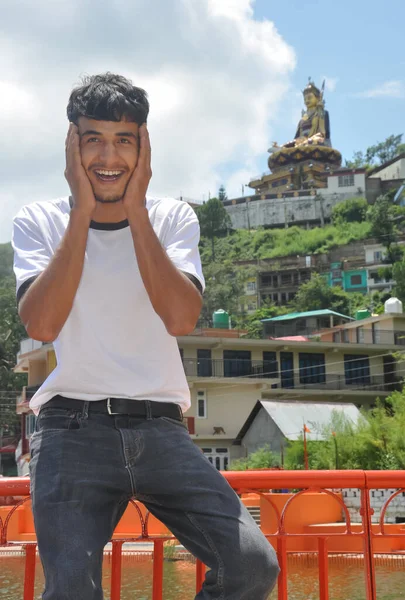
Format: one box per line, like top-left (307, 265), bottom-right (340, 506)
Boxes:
top-left (81, 129), bottom-right (138, 139)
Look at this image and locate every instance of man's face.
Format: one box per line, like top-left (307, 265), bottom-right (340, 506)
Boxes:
top-left (78, 117), bottom-right (140, 203)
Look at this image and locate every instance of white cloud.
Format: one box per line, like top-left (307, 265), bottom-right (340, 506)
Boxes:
top-left (356, 80), bottom-right (405, 99)
top-left (322, 76), bottom-right (339, 93)
top-left (0, 0), bottom-right (295, 241)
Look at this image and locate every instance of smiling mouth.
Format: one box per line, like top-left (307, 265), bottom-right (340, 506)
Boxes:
top-left (94, 169), bottom-right (125, 183)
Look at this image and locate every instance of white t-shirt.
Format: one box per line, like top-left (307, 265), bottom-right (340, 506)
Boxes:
top-left (12, 196), bottom-right (205, 415)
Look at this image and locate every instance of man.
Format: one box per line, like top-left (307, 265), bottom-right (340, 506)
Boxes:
top-left (12, 73), bottom-right (279, 599)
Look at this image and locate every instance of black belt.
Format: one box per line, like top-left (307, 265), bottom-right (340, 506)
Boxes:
top-left (46, 395), bottom-right (183, 421)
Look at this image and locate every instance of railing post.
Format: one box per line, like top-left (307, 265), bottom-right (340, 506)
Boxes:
top-left (152, 539), bottom-right (164, 600)
top-left (318, 537), bottom-right (329, 600)
top-left (277, 537), bottom-right (288, 600)
top-left (196, 559), bottom-right (205, 594)
top-left (23, 544), bottom-right (36, 600)
top-left (360, 488), bottom-right (377, 600)
top-left (110, 540), bottom-right (124, 600)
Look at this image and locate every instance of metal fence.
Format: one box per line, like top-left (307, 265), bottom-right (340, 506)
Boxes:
top-left (1, 471), bottom-right (404, 600)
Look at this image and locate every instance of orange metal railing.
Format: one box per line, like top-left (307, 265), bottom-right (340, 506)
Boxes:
top-left (1, 471), bottom-right (405, 600)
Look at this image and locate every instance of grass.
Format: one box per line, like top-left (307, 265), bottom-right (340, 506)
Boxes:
top-left (199, 221), bottom-right (372, 265)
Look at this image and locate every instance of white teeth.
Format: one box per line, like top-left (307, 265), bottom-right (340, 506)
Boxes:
top-left (95, 170), bottom-right (122, 176)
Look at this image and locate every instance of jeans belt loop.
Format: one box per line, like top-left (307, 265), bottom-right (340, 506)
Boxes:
top-left (145, 400), bottom-right (153, 420)
top-left (82, 401), bottom-right (90, 420)
top-left (107, 398), bottom-right (119, 415)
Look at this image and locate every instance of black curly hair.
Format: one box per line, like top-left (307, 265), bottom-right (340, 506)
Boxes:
top-left (67, 72), bottom-right (149, 125)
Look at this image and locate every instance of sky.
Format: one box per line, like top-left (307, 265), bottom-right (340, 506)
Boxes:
top-left (0, 0), bottom-right (404, 242)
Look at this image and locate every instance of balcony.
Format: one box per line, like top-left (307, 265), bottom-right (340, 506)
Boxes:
top-left (181, 358), bottom-right (279, 380)
top-left (181, 359), bottom-right (402, 393)
top-left (289, 374), bottom-right (402, 393)
top-left (331, 329), bottom-right (405, 346)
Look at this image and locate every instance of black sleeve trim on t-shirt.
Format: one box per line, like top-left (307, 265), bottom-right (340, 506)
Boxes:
top-left (16, 275), bottom-right (39, 305)
top-left (182, 272), bottom-right (203, 295)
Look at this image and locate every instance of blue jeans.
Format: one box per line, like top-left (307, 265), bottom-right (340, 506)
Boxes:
top-left (29, 404), bottom-right (280, 599)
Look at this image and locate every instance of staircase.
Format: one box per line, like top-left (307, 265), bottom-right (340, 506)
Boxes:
top-left (247, 506), bottom-right (261, 527)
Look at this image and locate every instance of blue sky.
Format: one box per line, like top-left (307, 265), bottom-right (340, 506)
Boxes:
top-left (1, 0), bottom-right (404, 242)
top-left (253, 0), bottom-right (405, 164)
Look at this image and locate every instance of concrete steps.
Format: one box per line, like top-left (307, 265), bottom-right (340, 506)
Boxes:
top-left (247, 506), bottom-right (261, 527)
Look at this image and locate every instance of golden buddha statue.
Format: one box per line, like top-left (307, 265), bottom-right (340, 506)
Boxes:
top-left (269, 79), bottom-right (331, 153)
top-left (252, 78), bottom-right (342, 193)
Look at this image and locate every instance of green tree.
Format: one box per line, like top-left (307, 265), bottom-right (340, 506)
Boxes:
top-left (367, 195), bottom-right (400, 253)
top-left (366, 134), bottom-right (403, 165)
top-left (195, 198), bottom-right (231, 260)
top-left (199, 262), bottom-right (254, 323)
top-left (332, 197), bottom-right (368, 225)
top-left (292, 274), bottom-right (350, 315)
top-left (231, 445), bottom-right (281, 470)
top-left (218, 185), bottom-right (228, 202)
top-left (346, 134), bottom-right (404, 168)
top-left (232, 303), bottom-right (289, 339)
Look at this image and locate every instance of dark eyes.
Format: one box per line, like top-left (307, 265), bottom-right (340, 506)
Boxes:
top-left (86, 138), bottom-right (131, 144)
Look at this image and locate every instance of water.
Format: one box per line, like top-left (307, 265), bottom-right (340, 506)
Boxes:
top-left (1, 555), bottom-right (405, 599)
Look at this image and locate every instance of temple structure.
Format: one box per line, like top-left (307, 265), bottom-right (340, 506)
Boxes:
top-left (249, 79), bottom-right (342, 194)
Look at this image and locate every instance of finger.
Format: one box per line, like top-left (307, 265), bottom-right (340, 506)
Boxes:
top-left (66, 124), bottom-right (81, 168)
top-left (137, 123), bottom-right (151, 170)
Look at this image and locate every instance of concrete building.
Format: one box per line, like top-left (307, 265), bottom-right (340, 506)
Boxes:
top-left (14, 311), bottom-right (405, 474)
top-left (224, 155), bottom-right (405, 231)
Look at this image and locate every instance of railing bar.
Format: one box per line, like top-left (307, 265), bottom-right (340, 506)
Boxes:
top-left (110, 540), bottom-right (124, 600)
top-left (196, 559), bottom-right (205, 595)
top-left (361, 489), bottom-right (377, 600)
top-left (152, 539), bottom-right (164, 600)
top-left (318, 538), bottom-right (329, 600)
top-left (23, 544), bottom-right (36, 600)
top-left (277, 537), bottom-right (288, 600)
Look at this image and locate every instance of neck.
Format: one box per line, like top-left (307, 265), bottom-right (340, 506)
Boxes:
top-left (92, 201), bottom-right (127, 223)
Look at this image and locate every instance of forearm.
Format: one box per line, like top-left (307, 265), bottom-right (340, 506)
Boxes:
top-left (19, 209), bottom-right (91, 342)
top-left (127, 208), bottom-right (202, 336)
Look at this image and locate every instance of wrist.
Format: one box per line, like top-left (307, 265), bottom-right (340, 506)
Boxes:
top-left (125, 205), bottom-right (149, 225)
top-left (69, 206), bottom-right (93, 229)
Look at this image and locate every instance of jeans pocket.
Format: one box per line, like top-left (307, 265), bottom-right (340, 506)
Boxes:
top-left (36, 408), bottom-right (78, 433)
top-left (159, 416), bottom-right (188, 431)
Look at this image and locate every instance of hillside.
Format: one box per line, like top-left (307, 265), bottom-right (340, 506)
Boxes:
top-left (198, 221), bottom-right (371, 265)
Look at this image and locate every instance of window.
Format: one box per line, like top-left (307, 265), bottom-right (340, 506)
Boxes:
top-left (197, 349), bottom-right (212, 377)
top-left (344, 355), bottom-right (370, 385)
top-left (332, 269), bottom-right (342, 279)
top-left (281, 293), bottom-right (287, 304)
top-left (263, 351), bottom-right (278, 378)
top-left (299, 353), bottom-right (326, 384)
top-left (350, 274), bottom-right (362, 286)
top-left (338, 174), bottom-right (355, 187)
top-left (373, 251), bottom-right (383, 263)
top-left (342, 330), bottom-right (349, 343)
top-left (281, 273), bottom-right (292, 286)
top-left (202, 448), bottom-right (230, 470)
top-left (196, 390), bottom-right (207, 418)
top-left (356, 327), bottom-right (365, 343)
top-left (293, 273), bottom-right (299, 285)
top-left (246, 281), bottom-right (256, 292)
top-left (260, 274), bottom-right (272, 287)
top-left (223, 350), bottom-right (252, 377)
top-left (25, 414), bottom-right (37, 438)
top-left (247, 302), bottom-right (257, 311)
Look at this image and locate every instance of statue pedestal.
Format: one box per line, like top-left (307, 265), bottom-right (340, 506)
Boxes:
top-left (249, 145), bottom-right (342, 195)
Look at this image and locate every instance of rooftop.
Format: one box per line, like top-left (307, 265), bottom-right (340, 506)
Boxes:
top-left (261, 309), bottom-right (353, 323)
top-left (234, 400), bottom-right (361, 443)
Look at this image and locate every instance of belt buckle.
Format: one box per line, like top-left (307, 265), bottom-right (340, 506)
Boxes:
top-left (107, 398), bottom-right (119, 415)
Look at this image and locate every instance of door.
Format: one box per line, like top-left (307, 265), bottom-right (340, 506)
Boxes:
top-left (223, 350), bottom-right (252, 377)
top-left (197, 349), bottom-right (212, 377)
top-left (280, 352), bottom-right (295, 388)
